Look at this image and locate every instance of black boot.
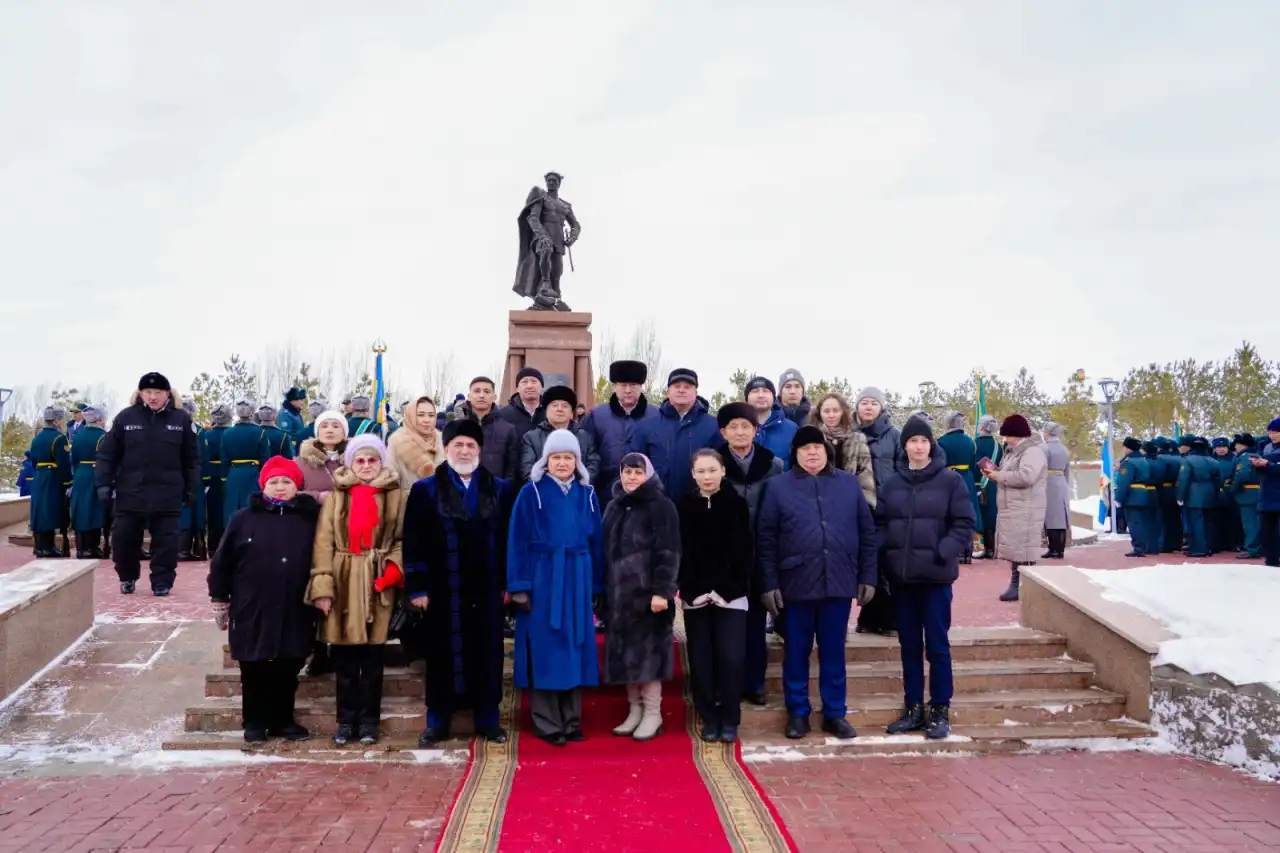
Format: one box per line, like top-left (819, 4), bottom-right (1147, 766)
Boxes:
top-left (32, 532), bottom-right (51, 558)
top-left (821, 717), bottom-right (858, 740)
top-left (925, 704), bottom-right (951, 739)
top-left (999, 566), bottom-right (1021, 602)
top-left (304, 642), bottom-right (333, 677)
top-left (784, 714), bottom-right (810, 739)
top-left (177, 530), bottom-right (194, 562)
top-left (885, 704), bottom-right (927, 734)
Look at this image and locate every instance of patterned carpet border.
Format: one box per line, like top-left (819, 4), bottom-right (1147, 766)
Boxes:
top-left (431, 688), bottom-right (521, 853)
top-left (681, 645), bottom-right (799, 853)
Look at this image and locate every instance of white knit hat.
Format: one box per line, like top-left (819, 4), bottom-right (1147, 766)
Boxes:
top-left (314, 409), bottom-right (348, 439)
top-left (531, 429), bottom-right (590, 484)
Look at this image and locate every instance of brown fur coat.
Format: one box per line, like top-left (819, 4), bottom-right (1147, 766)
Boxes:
top-left (386, 407), bottom-right (445, 492)
top-left (304, 465), bottom-right (404, 645)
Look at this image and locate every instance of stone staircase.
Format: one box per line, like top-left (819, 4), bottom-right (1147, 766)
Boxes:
top-left (164, 626), bottom-right (1151, 756)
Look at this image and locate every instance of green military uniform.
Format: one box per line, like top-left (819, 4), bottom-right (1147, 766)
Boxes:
top-left (346, 415), bottom-right (383, 439)
top-left (260, 423), bottom-right (294, 459)
top-left (1176, 438), bottom-right (1221, 557)
top-left (1114, 441), bottom-right (1156, 556)
top-left (974, 426), bottom-right (1003, 558)
top-left (937, 418), bottom-right (981, 562)
top-left (1210, 439), bottom-right (1238, 552)
top-left (1230, 435), bottom-right (1262, 558)
top-left (1140, 442), bottom-right (1165, 551)
top-left (28, 420), bottom-right (71, 556)
top-left (69, 422), bottom-right (108, 555)
top-left (220, 420), bottom-right (270, 526)
top-left (1155, 439), bottom-right (1183, 552)
top-left (201, 415), bottom-right (230, 553)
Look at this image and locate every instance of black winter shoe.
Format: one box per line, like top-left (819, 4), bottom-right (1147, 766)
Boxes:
top-left (478, 725), bottom-right (509, 743)
top-left (741, 690), bottom-right (767, 706)
top-left (1124, 551), bottom-right (1146, 558)
top-left (885, 704), bottom-right (927, 734)
top-left (152, 585), bottom-right (171, 597)
top-left (243, 727), bottom-right (268, 744)
top-left (120, 581), bottom-right (136, 595)
top-left (418, 727), bottom-right (450, 747)
top-left (563, 729), bottom-right (585, 743)
top-left (784, 714), bottom-right (810, 739)
top-left (304, 644), bottom-right (333, 677)
top-left (999, 567), bottom-right (1021, 602)
top-left (821, 717), bottom-right (857, 740)
top-left (719, 725), bottom-right (739, 744)
top-left (358, 726), bottom-right (379, 746)
top-left (332, 724), bottom-right (356, 746)
top-left (699, 721), bottom-right (721, 743)
top-left (925, 704), bottom-right (951, 740)
top-left (271, 723), bottom-right (311, 742)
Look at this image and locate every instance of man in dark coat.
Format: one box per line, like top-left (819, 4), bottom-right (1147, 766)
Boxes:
top-left (404, 419), bottom-right (515, 745)
top-left (1115, 438), bottom-right (1156, 557)
top-left (1177, 437), bottom-right (1221, 557)
top-left (1155, 437), bottom-right (1184, 552)
top-left (28, 406), bottom-right (71, 558)
top-left (936, 411), bottom-right (980, 563)
top-left (758, 425), bottom-right (878, 740)
top-left (1210, 437), bottom-right (1239, 553)
top-left (580, 360), bottom-right (658, 503)
top-left (257, 405), bottom-right (295, 460)
top-left (201, 404), bottom-right (231, 553)
top-left (519, 384), bottom-right (599, 482)
top-left (876, 416), bottom-right (974, 740)
top-left (974, 415), bottom-right (1003, 558)
top-left (499, 366), bottom-right (546, 440)
top-left (69, 405), bottom-right (109, 558)
top-left (96, 373), bottom-right (200, 596)
top-left (716, 402), bottom-right (783, 706)
top-left (628, 368), bottom-right (720, 500)
top-left (277, 387), bottom-right (307, 450)
top-left (346, 395), bottom-right (383, 439)
top-left (778, 368), bottom-right (811, 426)
top-left (1230, 434), bottom-right (1262, 559)
top-left (457, 377), bottom-right (520, 483)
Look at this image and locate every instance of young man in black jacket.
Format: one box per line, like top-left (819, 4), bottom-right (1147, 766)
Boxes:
top-left (875, 416), bottom-right (975, 739)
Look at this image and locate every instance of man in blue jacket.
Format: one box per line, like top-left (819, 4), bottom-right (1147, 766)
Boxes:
top-left (580, 360), bottom-right (658, 505)
top-left (744, 376), bottom-right (798, 470)
top-left (758, 425), bottom-right (877, 741)
top-left (1177, 436), bottom-right (1221, 557)
top-left (628, 368), bottom-right (719, 500)
top-left (278, 387), bottom-right (307, 450)
top-left (1249, 419), bottom-right (1280, 566)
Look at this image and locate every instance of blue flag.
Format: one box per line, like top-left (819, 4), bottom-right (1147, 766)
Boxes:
top-left (373, 351), bottom-right (386, 428)
top-left (1098, 437), bottom-right (1111, 529)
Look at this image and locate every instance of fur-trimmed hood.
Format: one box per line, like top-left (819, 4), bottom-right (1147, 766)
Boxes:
top-left (297, 437), bottom-right (347, 469)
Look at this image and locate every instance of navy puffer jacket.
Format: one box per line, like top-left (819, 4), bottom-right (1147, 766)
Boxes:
top-left (758, 467), bottom-right (878, 602)
top-left (627, 397), bottom-right (720, 500)
top-left (876, 447), bottom-right (976, 586)
top-left (858, 411), bottom-right (903, 500)
top-left (580, 395), bottom-right (658, 502)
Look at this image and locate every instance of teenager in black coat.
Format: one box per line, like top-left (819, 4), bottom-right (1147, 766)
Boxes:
top-left (208, 457), bottom-right (319, 744)
top-left (874, 417), bottom-right (974, 740)
top-left (678, 449), bottom-right (755, 744)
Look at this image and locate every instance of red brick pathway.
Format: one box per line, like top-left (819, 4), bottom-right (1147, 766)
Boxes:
top-left (751, 751), bottom-right (1280, 852)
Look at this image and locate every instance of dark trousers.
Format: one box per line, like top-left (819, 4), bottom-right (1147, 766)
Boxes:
top-left (206, 483), bottom-right (225, 555)
top-left (782, 598), bottom-right (851, 718)
top-left (854, 579), bottom-right (894, 633)
top-left (1161, 502), bottom-right (1183, 551)
top-left (1128, 506), bottom-right (1161, 555)
top-left (1183, 508), bottom-right (1209, 555)
top-left (891, 584), bottom-right (954, 707)
top-left (239, 657), bottom-right (304, 731)
top-left (331, 644), bottom-right (384, 729)
top-left (684, 606), bottom-right (746, 727)
top-left (112, 511), bottom-right (179, 588)
top-left (1208, 506), bottom-right (1235, 552)
top-left (1239, 504), bottom-right (1261, 556)
top-left (1261, 510), bottom-right (1280, 565)
top-left (529, 688), bottom-right (582, 738)
top-left (741, 597), bottom-right (767, 696)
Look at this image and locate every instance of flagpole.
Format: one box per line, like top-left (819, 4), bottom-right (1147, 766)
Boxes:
top-left (373, 339), bottom-right (387, 434)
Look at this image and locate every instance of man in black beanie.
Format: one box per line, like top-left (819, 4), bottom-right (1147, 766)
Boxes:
top-left (500, 366), bottom-right (547, 439)
top-left (580, 360), bottom-right (658, 503)
top-left (96, 372), bottom-right (199, 596)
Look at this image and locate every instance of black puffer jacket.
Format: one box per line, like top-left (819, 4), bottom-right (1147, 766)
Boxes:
top-left (208, 493), bottom-right (320, 661)
top-left (96, 397), bottom-right (200, 514)
top-left (498, 392), bottom-right (545, 440)
top-left (678, 487), bottom-right (755, 603)
top-left (876, 447), bottom-right (975, 585)
top-left (857, 411), bottom-right (903, 499)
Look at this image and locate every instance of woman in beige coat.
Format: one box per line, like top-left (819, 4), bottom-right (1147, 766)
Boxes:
top-left (386, 396), bottom-right (445, 492)
top-left (980, 414), bottom-right (1047, 603)
top-left (305, 434), bottom-right (404, 746)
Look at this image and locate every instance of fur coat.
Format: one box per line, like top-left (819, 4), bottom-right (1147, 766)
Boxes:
top-left (305, 465), bottom-right (404, 645)
top-left (992, 434), bottom-right (1049, 563)
top-left (601, 477), bottom-right (680, 684)
top-left (386, 408), bottom-right (445, 492)
top-left (296, 438), bottom-right (345, 502)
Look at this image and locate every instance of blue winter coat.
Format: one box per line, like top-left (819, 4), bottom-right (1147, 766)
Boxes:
top-left (1176, 451), bottom-right (1221, 508)
top-left (1258, 442), bottom-right (1280, 511)
top-left (69, 426), bottom-right (107, 531)
top-left (1213, 453), bottom-right (1236, 508)
top-left (18, 453), bottom-right (34, 496)
top-left (755, 403), bottom-right (799, 471)
top-left (259, 424), bottom-right (294, 460)
top-left (28, 427), bottom-right (70, 532)
top-left (758, 467), bottom-right (878, 602)
top-left (580, 395), bottom-right (658, 501)
top-left (876, 449), bottom-right (975, 586)
top-left (627, 397), bottom-right (720, 500)
top-left (277, 403), bottom-right (306, 450)
top-left (936, 429), bottom-right (981, 523)
top-left (507, 475), bottom-right (605, 691)
top-left (220, 423), bottom-right (270, 526)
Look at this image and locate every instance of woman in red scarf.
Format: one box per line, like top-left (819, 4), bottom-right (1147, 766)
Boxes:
top-left (305, 434), bottom-right (404, 746)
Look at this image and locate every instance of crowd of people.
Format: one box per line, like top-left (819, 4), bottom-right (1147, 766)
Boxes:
top-left (20, 363), bottom-right (1280, 747)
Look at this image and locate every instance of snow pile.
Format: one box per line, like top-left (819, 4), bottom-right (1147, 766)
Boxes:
top-left (1069, 496), bottom-right (1106, 530)
top-left (1081, 564), bottom-right (1279, 690)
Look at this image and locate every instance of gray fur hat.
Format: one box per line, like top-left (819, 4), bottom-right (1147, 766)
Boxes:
top-left (943, 410), bottom-right (966, 432)
top-left (181, 397), bottom-right (196, 415)
top-left (910, 409), bottom-right (933, 424)
top-left (42, 406), bottom-right (66, 423)
top-left (235, 400), bottom-right (256, 421)
top-left (977, 414), bottom-right (998, 435)
top-left (856, 386), bottom-right (886, 408)
top-left (1043, 421), bottom-right (1063, 439)
top-left (350, 395), bottom-right (371, 414)
top-left (212, 404), bottom-right (233, 426)
top-left (308, 399), bottom-right (326, 417)
top-left (82, 406), bottom-right (105, 424)
top-left (257, 404), bottom-right (277, 424)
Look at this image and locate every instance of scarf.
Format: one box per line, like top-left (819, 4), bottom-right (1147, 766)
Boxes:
top-left (818, 421), bottom-right (855, 443)
top-left (347, 483), bottom-right (381, 555)
top-left (390, 412), bottom-right (442, 479)
top-left (263, 494), bottom-right (290, 506)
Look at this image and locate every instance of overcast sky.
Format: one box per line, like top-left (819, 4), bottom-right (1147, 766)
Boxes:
top-left (2, 0), bottom-right (1277, 408)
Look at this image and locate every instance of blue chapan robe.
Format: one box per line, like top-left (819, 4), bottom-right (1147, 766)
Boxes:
top-left (508, 475), bottom-right (605, 692)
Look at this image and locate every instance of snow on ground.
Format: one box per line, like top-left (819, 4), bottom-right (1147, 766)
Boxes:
top-left (1069, 497), bottom-right (1107, 530)
top-left (0, 493), bottom-right (26, 502)
top-left (1081, 563), bottom-right (1280, 690)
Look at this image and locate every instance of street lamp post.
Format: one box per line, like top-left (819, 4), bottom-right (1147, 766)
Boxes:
top-left (1098, 378), bottom-right (1120, 533)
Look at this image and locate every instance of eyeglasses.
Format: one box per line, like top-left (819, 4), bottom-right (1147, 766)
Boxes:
top-left (352, 456), bottom-right (381, 466)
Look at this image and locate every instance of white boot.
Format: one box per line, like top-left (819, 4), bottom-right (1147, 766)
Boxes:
top-left (612, 684), bottom-right (643, 736)
top-left (632, 681), bottom-right (664, 741)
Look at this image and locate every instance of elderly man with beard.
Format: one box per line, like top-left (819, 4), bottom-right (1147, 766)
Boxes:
top-left (404, 419), bottom-right (516, 746)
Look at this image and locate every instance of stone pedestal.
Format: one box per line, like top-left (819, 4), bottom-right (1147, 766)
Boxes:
top-left (1, 559), bottom-right (96, 701)
top-left (503, 311), bottom-right (593, 403)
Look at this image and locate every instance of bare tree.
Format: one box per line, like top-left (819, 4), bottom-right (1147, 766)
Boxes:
top-left (333, 343), bottom-right (370, 404)
top-left (596, 319), bottom-right (671, 404)
top-left (420, 351), bottom-right (459, 406)
top-left (256, 339), bottom-right (303, 404)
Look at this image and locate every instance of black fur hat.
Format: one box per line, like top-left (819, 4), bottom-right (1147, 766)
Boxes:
top-left (716, 402), bottom-right (757, 430)
top-left (608, 360), bottom-right (647, 385)
top-left (443, 419), bottom-right (484, 448)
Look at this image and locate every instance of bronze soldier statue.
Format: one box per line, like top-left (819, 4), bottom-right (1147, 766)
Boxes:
top-left (513, 171), bottom-right (581, 311)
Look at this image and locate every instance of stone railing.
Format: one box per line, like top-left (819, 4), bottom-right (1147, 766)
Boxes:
top-left (0, 559), bottom-right (96, 703)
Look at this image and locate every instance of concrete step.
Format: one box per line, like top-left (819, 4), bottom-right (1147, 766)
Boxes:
top-left (187, 695), bottom-right (437, 734)
top-left (738, 719), bottom-right (1154, 758)
top-left (764, 626), bottom-right (1067, 663)
top-left (763, 658), bottom-right (1096, 696)
top-left (737, 687), bottom-right (1126, 730)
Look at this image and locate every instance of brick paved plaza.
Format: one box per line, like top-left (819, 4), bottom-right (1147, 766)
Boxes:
top-left (2, 532), bottom-right (1278, 852)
